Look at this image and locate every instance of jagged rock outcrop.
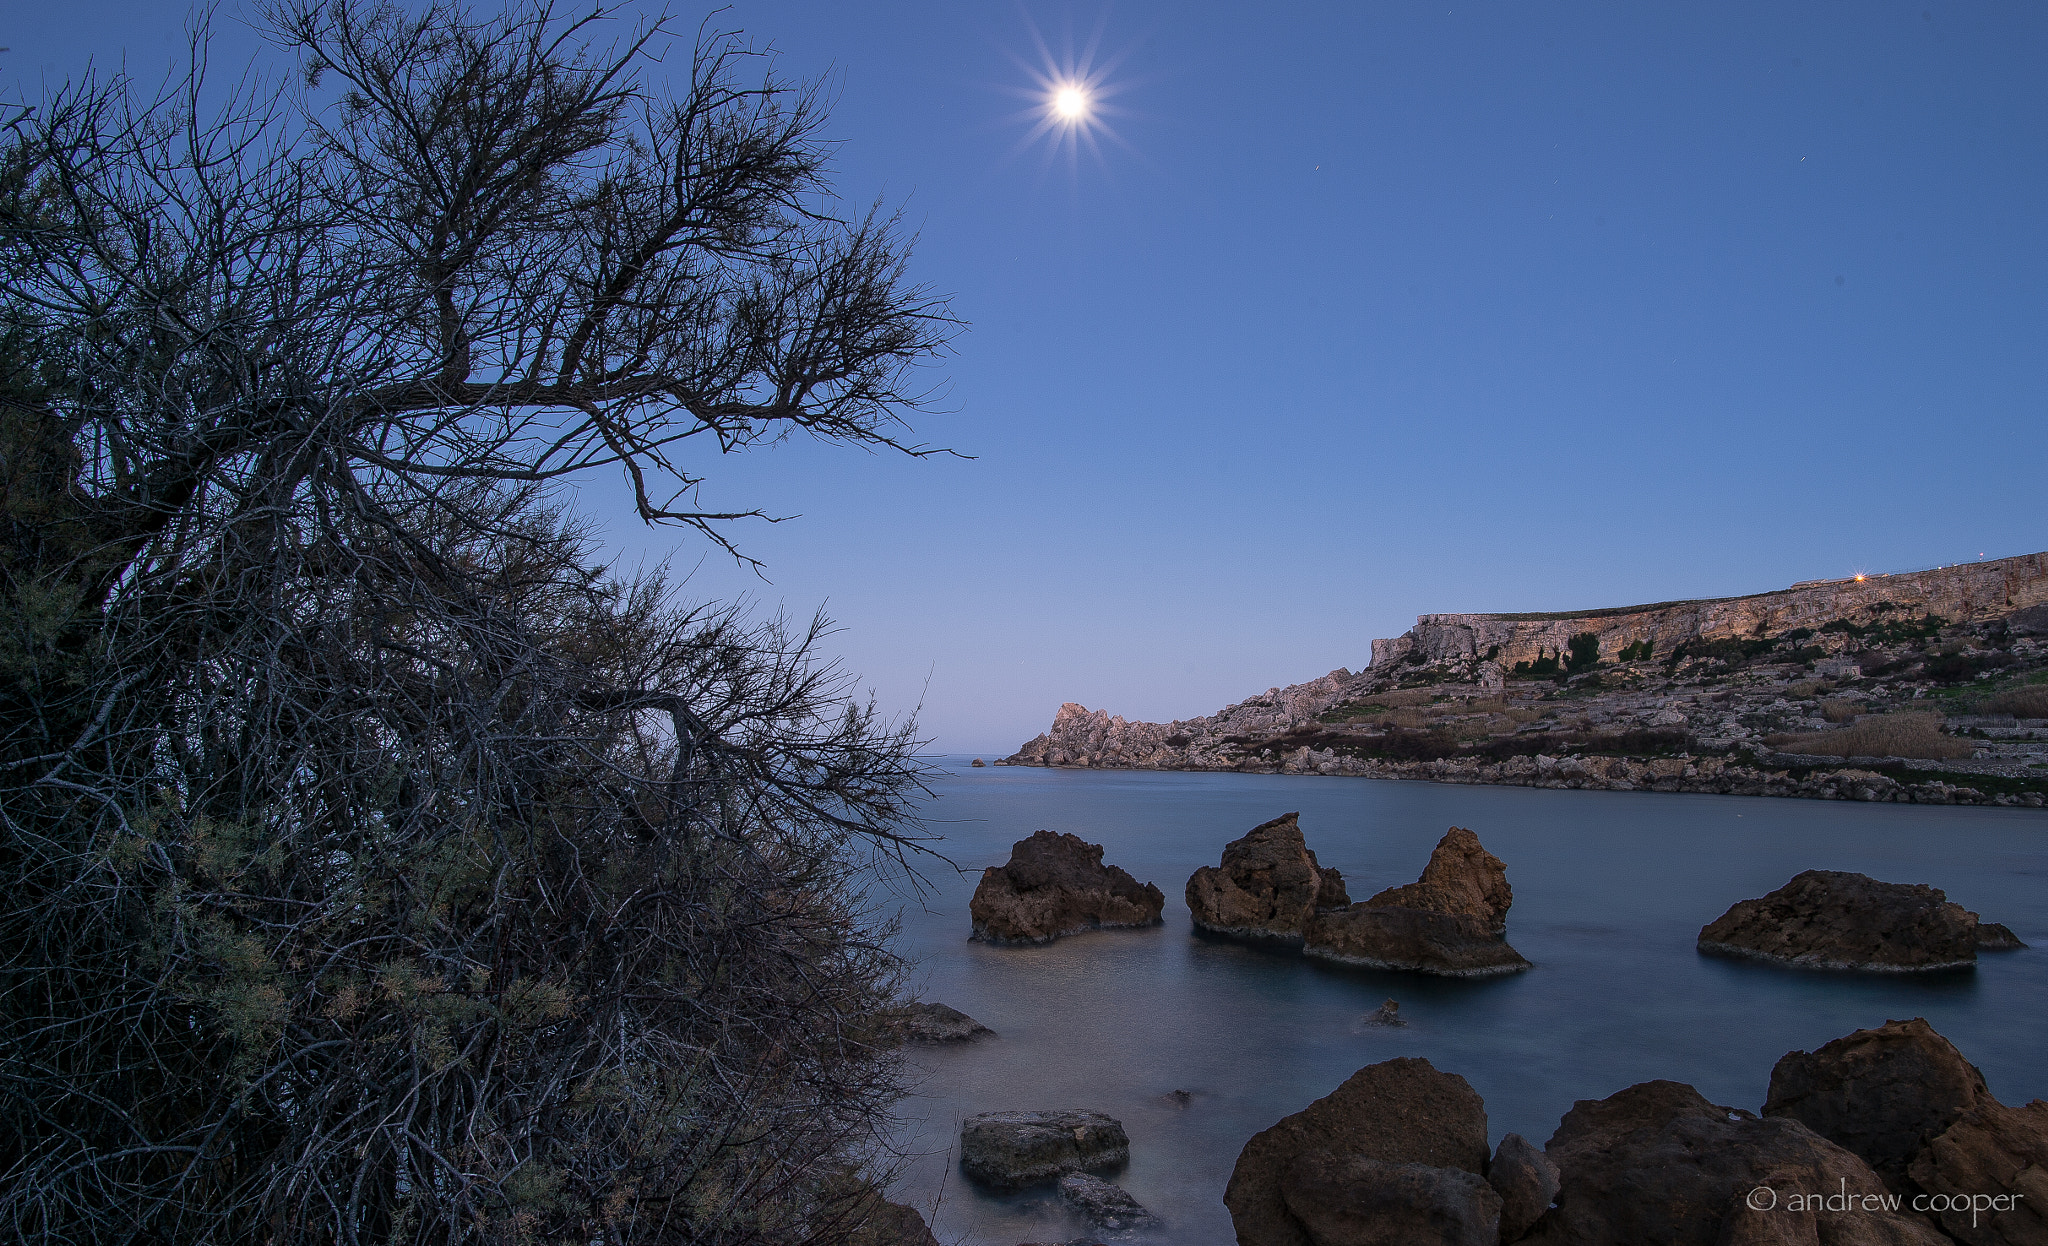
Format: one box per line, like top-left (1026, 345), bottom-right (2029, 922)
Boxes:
top-left (1225, 1057), bottom-right (1492, 1246)
top-left (968, 831), bottom-right (1165, 944)
top-left (1764, 1017), bottom-right (1991, 1193)
top-left (1698, 870), bottom-right (1998, 971)
top-left (1908, 1098), bottom-right (2048, 1245)
top-left (1185, 811), bottom-right (1350, 943)
top-left (1303, 829), bottom-right (1530, 977)
top-left (1526, 1080), bottom-right (1948, 1246)
top-left (958, 1110), bottom-right (1129, 1189)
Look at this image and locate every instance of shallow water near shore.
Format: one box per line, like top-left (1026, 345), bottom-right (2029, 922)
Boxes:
top-left (877, 759), bottom-right (2048, 1246)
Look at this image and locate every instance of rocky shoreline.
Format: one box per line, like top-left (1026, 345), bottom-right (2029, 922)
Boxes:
top-left (998, 555), bottom-right (2048, 810)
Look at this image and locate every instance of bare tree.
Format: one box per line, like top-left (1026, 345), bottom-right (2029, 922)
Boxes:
top-left (0, 4), bottom-right (956, 1243)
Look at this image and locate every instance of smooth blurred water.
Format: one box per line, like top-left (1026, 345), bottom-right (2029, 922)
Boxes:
top-left (876, 759), bottom-right (2048, 1246)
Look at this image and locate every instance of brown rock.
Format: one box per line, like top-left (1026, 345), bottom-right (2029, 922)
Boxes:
top-left (1280, 1153), bottom-right (1501, 1246)
top-left (848, 1194), bottom-right (941, 1246)
top-left (1698, 870), bottom-right (1981, 972)
top-left (1764, 1017), bottom-right (1990, 1192)
top-left (1186, 811), bottom-right (1350, 943)
top-left (1224, 1057), bottom-right (1490, 1246)
top-left (1907, 1098), bottom-right (2048, 1245)
top-left (888, 1002), bottom-right (995, 1045)
top-left (968, 831), bottom-right (1165, 944)
top-left (1488, 1132), bottom-right (1560, 1242)
top-left (1365, 827), bottom-right (1513, 936)
top-left (1302, 828), bottom-right (1528, 976)
top-left (1975, 921), bottom-right (2027, 951)
top-left (958, 1109), bottom-right (1129, 1189)
top-left (1304, 907), bottom-right (1532, 977)
top-left (1523, 1080), bottom-right (1947, 1246)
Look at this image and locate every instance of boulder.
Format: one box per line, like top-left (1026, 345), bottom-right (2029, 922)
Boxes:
top-left (1186, 812), bottom-right (1351, 943)
top-left (1363, 827), bottom-right (1513, 937)
top-left (1280, 1153), bottom-right (1501, 1246)
top-left (1305, 907), bottom-right (1531, 978)
top-left (1764, 1017), bottom-right (1991, 1192)
top-left (1908, 1098), bottom-right (2048, 1245)
top-left (847, 1194), bottom-right (941, 1246)
top-left (1224, 1057), bottom-right (1490, 1246)
top-left (1522, 1080), bottom-right (1948, 1246)
top-left (891, 1002), bottom-right (995, 1044)
top-left (1057, 1172), bottom-right (1158, 1231)
top-left (1698, 871), bottom-right (1984, 971)
top-left (958, 1110), bottom-right (1129, 1189)
top-left (969, 831), bottom-right (1166, 944)
top-left (1302, 829), bottom-right (1529, 976)
top-left (1488, 1132), bottom-right (1560, 1242)
top-left (970, 758), bottom-right (986, 767)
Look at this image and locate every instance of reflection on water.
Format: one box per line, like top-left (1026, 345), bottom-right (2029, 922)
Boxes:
top-left (881, 761), bottom-right (2046, 1246)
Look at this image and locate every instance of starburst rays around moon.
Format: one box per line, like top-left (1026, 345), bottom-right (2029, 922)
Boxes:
top-left (1002, 13), bottom-right (1138, 176)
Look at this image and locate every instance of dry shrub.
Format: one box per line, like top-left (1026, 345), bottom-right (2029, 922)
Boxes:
top-left (1820, 699), bottom-right (1862, 723)
top-left (1984, 685), bottom-right (2048, 718)
top-left (1387, 707), bottom-right (1434, 729)
top-left (1503, 706), bottom-right (1543, 724)
top-left (1371, 688), bottom-right (1438, 708)
top-left (1777, 713), bottom-right (1975, 760)
top-left (1787, 679), bottom-right (1832, 698)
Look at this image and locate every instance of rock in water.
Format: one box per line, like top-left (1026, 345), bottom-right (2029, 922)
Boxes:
top-left (1361, 826), bottom-right (1512, 936)
top-left (1302, 828), bottom-right (1530, 976)
top-left (1488, 1132), bottom-right (1560, 1242)
top-left (1225, 1057), bottom-right (1491, 1246)
top-left (1057, 1172), bottom-right (1158, 1230)
top-left (1976, 921), bottom-right (2027, 951)
top-left (968, 831), bottom-right (1166, 944)
top-left (1697, 870), bottom-right (1988, 971)
top-left (1531, 1080), bottom-right (1948, 1246)
top-left (1186, 811), bottom-right (1350, 943)
top-left (893, 1002), bottom-right (995, 1044)
top-left (1360, 999), bottom-right (1406, 1028)
top-left (958, 1110), bottom-right (1129, 1189)
top-left (1764, 1017), bottom-right (1991, 1193)
top-left (970, 757), bottom-right (986, 767)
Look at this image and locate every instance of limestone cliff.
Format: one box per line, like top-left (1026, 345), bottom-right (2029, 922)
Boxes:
top-left (998, 552), bottom-right (2048, 808)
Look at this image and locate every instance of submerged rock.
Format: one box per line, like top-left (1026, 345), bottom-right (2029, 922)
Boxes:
top-left (892, 1002), bottom-right (995, 1044)
top-left (1359, 999), bottom-right (1406, 1028)
top-left (969, 831), bottom-right (1165, 944)
top-left (1528, 1080), bottom-right (1947, 1246)
top-left (1224, 1057), bottom-right (1490, 1246)
top-left (1185, 811), bottom-right (1350, 943)
top-left (1697, 870), bottom-right (1991, 971)
top-left (1057, 1172), bottom-right (1157, 1230)
top-left (959, 1110), bottom-right (1129, 1190)
top-left (1302, 828), bottom-right (1529, 977)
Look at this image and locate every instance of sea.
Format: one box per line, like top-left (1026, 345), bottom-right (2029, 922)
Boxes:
top-left (875, 757), bottom-right (2048, 1246)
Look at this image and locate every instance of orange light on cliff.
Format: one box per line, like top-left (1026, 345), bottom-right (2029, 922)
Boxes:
top-left (1854, 574), bottom-right (1866, 582)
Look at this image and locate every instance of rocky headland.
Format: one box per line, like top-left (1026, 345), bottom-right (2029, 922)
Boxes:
top-left (1225, 1017), bottom-right (2045, 1245)
top-left (968, 831), bottom-right (1166, 944)
top-left (999, 553), bottom-right (2048, 808)
top-left (1699, 870), bottom-right (2025, 973)
top-left (1302, 828), bottom-right (1531, 977)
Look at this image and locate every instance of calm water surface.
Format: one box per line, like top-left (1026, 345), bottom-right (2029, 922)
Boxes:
top-left (878, 759), bottom-right (2048, 1246)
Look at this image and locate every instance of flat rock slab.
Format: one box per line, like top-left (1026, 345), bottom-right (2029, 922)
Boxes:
top-left (1057, 1172), bottom-right (1157, 1231)
top-left (1698, 870), bottom-right (1988, 971)
top-left (959, 1110), bottom-right (1130, 1189)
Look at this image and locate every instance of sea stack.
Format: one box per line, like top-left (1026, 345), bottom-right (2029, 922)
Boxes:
top-left (1303, 828), bottom-right (1530, 977)
top-left (968, 830), bottom-right (1165, 944)
top-left (1186, 812), bottom-right (1351, 943)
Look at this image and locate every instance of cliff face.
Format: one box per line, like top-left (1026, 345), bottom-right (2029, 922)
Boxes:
top-left (998, 552), bottom-right (2048, 808)
top-left (1370, 553), bottom-right (2048, 670)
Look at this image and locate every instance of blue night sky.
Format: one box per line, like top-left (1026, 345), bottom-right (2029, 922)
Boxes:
top-left (9, 3), bottom-right (2046, 752)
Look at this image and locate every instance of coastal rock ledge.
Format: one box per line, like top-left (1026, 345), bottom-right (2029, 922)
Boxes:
top-left (968, 831), bottom-right (1165, 944)
top-left (1698, 869), bottom-right (2023, 972)
top-left (1303, 828), bottom-right (1531, 977)
top-left (1186, 812), bottom-right (1350, 943)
